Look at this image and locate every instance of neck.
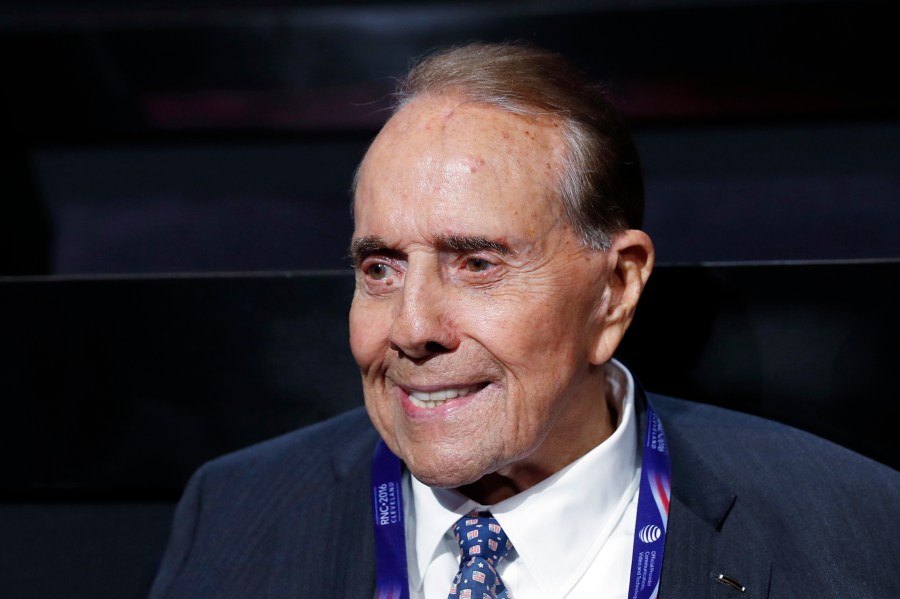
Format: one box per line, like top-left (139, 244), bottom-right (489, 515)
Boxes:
top-left (457, 469), bottom-right (544, 505)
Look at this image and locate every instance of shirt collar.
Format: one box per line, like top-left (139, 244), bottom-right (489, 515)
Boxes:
top-left (409, 359), bottom-right (641, 595)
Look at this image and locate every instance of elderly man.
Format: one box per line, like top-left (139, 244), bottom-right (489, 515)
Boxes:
top-left (150, 43), bottom-right (900, 599)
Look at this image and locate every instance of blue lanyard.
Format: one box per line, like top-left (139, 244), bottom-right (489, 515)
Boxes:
top-left (372, 439), bottom-right (411, 599)
top-left (627, 401), bottom-right (671, 599)
top-left (371, 401), bottom-right (672, 599)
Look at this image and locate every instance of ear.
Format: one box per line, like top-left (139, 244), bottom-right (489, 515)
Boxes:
top-left (589, 230), bottom-right (655, 365)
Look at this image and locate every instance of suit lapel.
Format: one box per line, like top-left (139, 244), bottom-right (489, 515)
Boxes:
top-left (654, 394), bottom-right (771, 599)
top-left (267, 415), bottom-right (380, 599)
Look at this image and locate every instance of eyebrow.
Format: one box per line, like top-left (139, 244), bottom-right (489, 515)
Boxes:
top-left (348, 235), bottom-right (391, 266)
top-left (348, 233), bottom-right (514, 266)
top-left (435, 234), bottom-right (513, 256)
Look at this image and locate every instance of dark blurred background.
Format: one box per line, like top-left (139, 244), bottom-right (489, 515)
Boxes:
top-left (2, 0), bottom-right (898, 276)
top-left (1, 1), bottom-right (898, 597)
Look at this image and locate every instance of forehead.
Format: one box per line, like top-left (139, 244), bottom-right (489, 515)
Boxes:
top-left (376, 93), bottom-right (563, 152)
top-left (354, 94), bottom-right (567, 231)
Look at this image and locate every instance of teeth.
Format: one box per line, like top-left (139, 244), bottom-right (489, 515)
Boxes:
top-left (408, 385), bottom-right (480, 409)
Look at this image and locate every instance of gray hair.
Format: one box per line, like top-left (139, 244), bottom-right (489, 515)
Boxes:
top-left (390, 42), bottom-right (644, 250)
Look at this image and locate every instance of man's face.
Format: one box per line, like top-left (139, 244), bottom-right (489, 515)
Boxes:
top-left (350, 94), bottom-right (619, 490)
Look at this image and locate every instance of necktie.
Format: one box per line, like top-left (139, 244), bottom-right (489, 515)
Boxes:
top-left (448, 510), bottom-right (514, 599)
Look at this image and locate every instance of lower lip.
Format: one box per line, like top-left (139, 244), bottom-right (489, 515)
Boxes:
top-left (399, 386), bottom-right (487, 418)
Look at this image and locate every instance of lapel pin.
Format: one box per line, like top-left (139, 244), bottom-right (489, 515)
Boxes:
top-left (715, 573), bottom-right (746, 592)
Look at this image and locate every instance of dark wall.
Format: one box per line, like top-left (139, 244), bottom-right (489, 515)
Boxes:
top-left (30, 121), bottom-right (900, 274)
top-left (4, 264), bottom-right (897, 496)
top-left (2, 0), bottom-right (898, 274)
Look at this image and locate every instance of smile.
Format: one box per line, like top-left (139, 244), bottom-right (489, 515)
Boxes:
top-left (406, 383), bottom-right (487, 409)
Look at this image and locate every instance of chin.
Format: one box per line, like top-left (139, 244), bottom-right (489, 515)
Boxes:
top-left (409, 468), bottom-right (472, 489)
top-left (404, 450), bottom-right (493, 490)
top-left (410, 471), bottom-right (480, 491)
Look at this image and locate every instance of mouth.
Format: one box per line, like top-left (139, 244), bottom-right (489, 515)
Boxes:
top-left (404, 382), bottom-right (490, 409)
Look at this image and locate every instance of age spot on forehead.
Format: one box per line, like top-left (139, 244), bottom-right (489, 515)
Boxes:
top-left (466, 156), bottom-right (487, 173)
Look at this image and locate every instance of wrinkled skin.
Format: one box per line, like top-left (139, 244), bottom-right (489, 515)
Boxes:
top-left (349, 94), bottom-right (653, 503)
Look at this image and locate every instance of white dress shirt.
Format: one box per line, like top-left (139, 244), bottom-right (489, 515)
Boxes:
top-left (402, 359), bottom-right (641, 599)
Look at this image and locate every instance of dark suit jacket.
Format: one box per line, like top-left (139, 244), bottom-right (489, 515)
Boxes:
top-left (149, 393), bottom-right (900, 598)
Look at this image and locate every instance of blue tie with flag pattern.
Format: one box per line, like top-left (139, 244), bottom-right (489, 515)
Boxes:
top-left (448, 510), bottom-right (514, 599)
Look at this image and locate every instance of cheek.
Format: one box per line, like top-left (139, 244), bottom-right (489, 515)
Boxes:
top-left (350, 300), bottom-right (398, 441)
top-left (470, 294), bottom-right (578, 360)
top-left (348, 298), bottom-right (391, 370)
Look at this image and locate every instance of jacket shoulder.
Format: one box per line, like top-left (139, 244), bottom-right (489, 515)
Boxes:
top-left (150, 408), bottom-right (379, 598)
top-left (198, 406), bottom-right (378, 490)
top-left (649, 393), bottom-right (897, 486)
top-left (650, 394), bottom-right (900, 597)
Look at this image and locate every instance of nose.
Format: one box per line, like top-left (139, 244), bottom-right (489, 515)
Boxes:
top-left (389, 267), bottom-right (459, 361)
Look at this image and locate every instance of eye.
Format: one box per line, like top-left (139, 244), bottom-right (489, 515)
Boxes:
top-left (464, 258), bottom-right (493, 272)
top-left (366, 263), bottom-right (396, 281)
